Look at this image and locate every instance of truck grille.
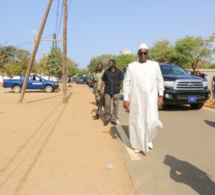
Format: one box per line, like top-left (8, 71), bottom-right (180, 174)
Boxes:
top-left (175, 81), bottom-right (203, 90)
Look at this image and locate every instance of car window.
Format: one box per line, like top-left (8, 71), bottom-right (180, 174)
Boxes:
top-left (160, 66), bottom-right (173, 75)
top-left (29, 75), bottom-right (41, 81)
top-left (172, 66), bottom-right (187, 75)
top-left (34, 76), bottom-right (41, 81)
top-left (160, 65), bottom-right (187, 75)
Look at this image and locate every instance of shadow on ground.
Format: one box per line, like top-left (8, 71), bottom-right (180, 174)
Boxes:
top-left (204, 120), bottom-right (215, 128)
top-left (164, 155), bottom-right (215, 195)
top-left (110, 124), bottom-right (129, 139)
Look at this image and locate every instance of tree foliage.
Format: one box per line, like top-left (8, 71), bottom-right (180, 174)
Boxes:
top-left (37, 53), bottom-right (78, 77)
top-left (87, 53), bottom-right (136, 74)
top-left (5, 58), bottom-right (32, 77)
top-left (66, 58), bottom-right (78, 76)
top-left (209, 63), bottom-right (215, 69)
top-left (36, 56), bottom-right (48, 75)
top-left (149, 40), bottom-right (176, 64)
top-left (87, 54), bottom-right (116, 73)
top-left (148, 33), bottom-right (215, 71)
top-left (0, 45), bottom-right (31, 75)
top-left (174, 34), bottom-right (215, 72)
top-left (45, 46), bottom-right (63, 78)
top-left (115, 54), bottom-right (137, 70)
top-left (75, 68), bottom-right (89, 76)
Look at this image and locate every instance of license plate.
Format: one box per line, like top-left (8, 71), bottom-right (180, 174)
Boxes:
top-left (188, 96), bottom-right (196, 102)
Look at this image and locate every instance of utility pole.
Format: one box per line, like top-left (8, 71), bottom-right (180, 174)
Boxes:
top-left (62, 0), bottom-right (68, 103)
top-left (18, 0), bottom-right (53, 103)
top-left (52, 33), bottom-right (57, 47)
top-left (39, 33), bottom-right (63, 45)
top-left (32, 30), bottom-right (37, 46)
top-left (32, 31), bottom-right (62, 59)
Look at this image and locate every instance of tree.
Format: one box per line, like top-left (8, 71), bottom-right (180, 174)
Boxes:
top-left (149, 40), bottom-right (176, 64)
top-left (76, 68), bottom-right (89, 76)
top-left (45, 46), bottom-right (63, 78)
top-left (0, 45), bottom-right (30, 75)
top-left (36, 56), bottom-right (48, 75)
top-left (209, 63), bottom-right (215, 69)
top-left (66, 57), bottom-right (78, 76)
top-left (37, 54), bottom-right (78, 77)
top-left (175, 34), bottom-right (215, 73)
top-left (87, 54), bottom-right (116, 73)
top-left (115, 54), bottom-right (136, 70)
top-left (5, 59), bottom-right (29, 77)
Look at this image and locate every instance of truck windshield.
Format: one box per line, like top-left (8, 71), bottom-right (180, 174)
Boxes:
top-left (160, 65), bottom-right (187, 76)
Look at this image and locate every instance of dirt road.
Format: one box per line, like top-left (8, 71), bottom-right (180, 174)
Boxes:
top-left (0, 83), bottom-right (135, 195)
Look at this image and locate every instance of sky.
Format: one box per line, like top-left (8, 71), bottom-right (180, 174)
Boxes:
top-left (0, 0), bottom-right (215, 69)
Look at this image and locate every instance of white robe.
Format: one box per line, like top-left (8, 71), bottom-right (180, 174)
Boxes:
top-left (123, 60), bottom-right (164, 152)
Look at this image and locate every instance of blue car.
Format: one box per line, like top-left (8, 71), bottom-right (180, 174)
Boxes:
top-left (3, 74), bottom-right (59, 93)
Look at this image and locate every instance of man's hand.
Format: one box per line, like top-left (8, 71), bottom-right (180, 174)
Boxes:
top-left (99, 90), bottom-right (103, 97)
top-left (158, 97), bottom-right (163, 106)
top-left (123, 101), bottom-right (130, 109)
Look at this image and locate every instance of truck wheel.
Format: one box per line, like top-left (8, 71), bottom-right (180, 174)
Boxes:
top-left (13, 85), bottom-right (22, 93)
top-left (190, 103), bottom-right (204, 110)
top-left (45, 85), bottom-right (54, 93)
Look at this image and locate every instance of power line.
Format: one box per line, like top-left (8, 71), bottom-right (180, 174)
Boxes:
top-left (57, 1), bottom-right (64, 37)
top-left (56, 0), bottom-right (72, 38)
top-left (55, 0), bottom-right (60, 34)
top-left (15, 41), bottom-right (33, 47)
top-left (14, 34), bottom-right (53, 48)
top-left (68, 0), bottom-right (72, 13)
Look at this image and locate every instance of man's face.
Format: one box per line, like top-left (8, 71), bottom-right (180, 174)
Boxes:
top-left (138, 49), bottom-right (148, 62)
top-left (196, 72), bottom-right (200, 76)
top-left (108, 61), bottom-right (114, 68)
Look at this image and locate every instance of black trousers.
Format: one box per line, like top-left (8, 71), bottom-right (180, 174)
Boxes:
top-left (96, 94), bottom-right (105, 116)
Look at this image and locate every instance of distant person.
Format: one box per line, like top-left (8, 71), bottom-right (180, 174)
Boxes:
top-left (92, 63), bottom-right (105, 120)
top-left (212, 76), bottom-right (215, 101)
top-left (122, 67), bottom-right (127, 77)
top-left (195, 71), bottom-right (202, 78)
top-left (123, 43), bottom-right (164, 154)
top-left (121, 67), bottom-right (127, 91)
top-left (92, 67), bottom-right (99, 105)
top-left (201, 73), bottom-right (207, 81)
top-left (100, 59), bottom-right (124, 126)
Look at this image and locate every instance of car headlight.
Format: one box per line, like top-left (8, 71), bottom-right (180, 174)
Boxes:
top-left (203, 81), bottom-right (208, 88)
top-left (164, 81), bottom-right (175, 88)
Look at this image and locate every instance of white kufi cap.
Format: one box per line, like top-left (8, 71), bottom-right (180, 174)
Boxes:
top-left (138, 43), bottom-right (148, 50)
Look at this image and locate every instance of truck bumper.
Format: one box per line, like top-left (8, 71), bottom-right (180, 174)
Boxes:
top-left (163, 89), bottom-right (211, 104)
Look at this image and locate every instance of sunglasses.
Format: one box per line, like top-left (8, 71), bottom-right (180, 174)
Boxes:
top-left (138, 52), bottom-right (148, 55)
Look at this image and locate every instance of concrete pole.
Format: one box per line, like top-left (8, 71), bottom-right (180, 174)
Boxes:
top-left (18, 0), bottom-right (53, 103)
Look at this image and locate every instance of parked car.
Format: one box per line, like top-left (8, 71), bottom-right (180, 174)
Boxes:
top-left (76, 76), bottom-right (87, 84)
top-left (159, 64), bottom-right (211, 110)
top-left (3, 74), bottom-right (59, 93)
top-left (67, 76), bottom-right (77, 83)
top-left (85, 76), bottom-right (94, 88)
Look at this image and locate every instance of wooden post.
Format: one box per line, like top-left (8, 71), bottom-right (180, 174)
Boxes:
top-left (62, 0), bottom-right (68, 103)
top-left (18, 0), bottom-right (53, 103)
